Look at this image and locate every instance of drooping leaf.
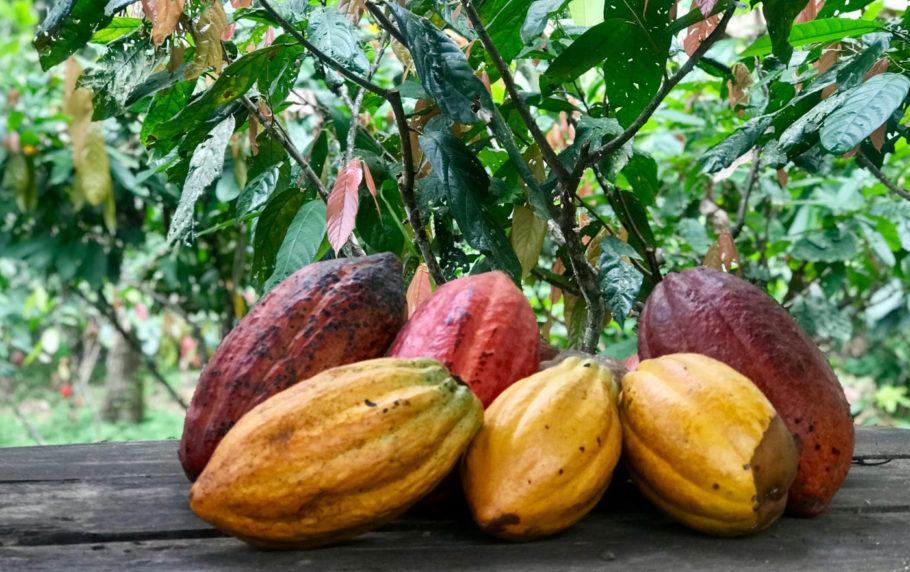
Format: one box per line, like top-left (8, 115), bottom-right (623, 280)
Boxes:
top-left (704, 229), bottom-right (741, 274)
top-left (236, 163), bottom-right (289, 216)
top-left (264, 200), bottom-right (327, 291)
top-left (185, 0), bottom-right (227, 80)
top-left (90, 17), bottom-right (142, 44)
top-left (148, 45), bottom-right (283, 145)
top-left (419, 119), bottom-right (521, 280)
top-left (598, 235), bottom-right (643, 327)
top-left (406, 263), bottom-right (433, 317)
top-left (389, 4), bottom-right (493, 124)
top-left (510, 204), bottom-right (547, 278)
top-left (791, 226), bottom-right (859, 262)
top-left (760, 0), bottom-right (810, 64)
top-left (34, 0), bottom-right (114, 70)
top-left (621, 151), bottom-right (660, 206)
top-left (356, 178), bottom-right (409, 255)
top-left (740, 17), bottom-right (881, 58)
top-left (167, 115), bottom-right (235, 244)
top-left (521, 0), bottom-right (568, 44)
top-left (75, 124), bottom-right (113, 207)
top-left (252, 187), bottom-right (308, 286)
top-left (835, 35), bottom-right (889, 90)
top-left (140, 80), bottom-right (194, 145)
top-left (326, 160), bottom-right (363, 253)
top-left (79, 33), bottom-right (163, 120)
top-left (701, 115), bottom-right (773, 174)
top-left (141, 0), bottom-right (185, 46)
top-left (308, 6), bottom-right (368, 84)
top-left (778, 91), bottom-right (848, 155)
top-left (257, 42), bottom-right (303, 109)
top-left (361, 158), bottom-right (379, 212)
top-left (820, 73), bottom-right (910, 155)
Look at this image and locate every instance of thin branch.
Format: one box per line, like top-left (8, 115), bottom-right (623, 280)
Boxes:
top-left (857, 150), bottom-right (910, 202)
top-left (532, 267), bottom-right (581, 297)
top-left (364, 1), bottom-right (406, 45)
top-left (580, 6), bottom-right (736, 173)
top-left (259, 0), bottom-right (389, 98)
top-left (345, 32), bottom-right (390, 165)
top-left (388, 92), bottom-right (446, 285)
top-left (460, 0), bottom-right (568, 185)
top-left (77, 289), bottom-right (188, 410)
top-left (732, 148), bottom-right (761, 238)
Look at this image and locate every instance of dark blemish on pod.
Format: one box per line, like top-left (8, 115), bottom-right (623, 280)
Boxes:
top-left (382, 408), bottom-right (388, 413)
top-left (583, 362), bottom-right (591, 368)
top-left (558, 468), bottom-right (564, 475)
top-left (364, 399), bottom-right (377, 407)
top-left (742, 463), bottom-right (750, 471)
top-left (545, 425), bottom-right (550, 430)
top-left (794, 417), bottom-right (802, 424)
top-left (815, 443), bottom-right (821, 451)
top-left (832, 447), bottom-right (841, 455)
top-left (808, 424), bottom-right (816, 433)
top-left (579, 446), bottom-right (585, 452)
top-left (596, 437), bottom-right (602, 446)
top-left (713, 483), bottom-right (720, 490)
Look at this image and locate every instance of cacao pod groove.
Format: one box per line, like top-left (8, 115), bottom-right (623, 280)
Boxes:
top-left (179, 253), bottom-right (406, 481)
top-left (637, 268), bottom-right (854, 516)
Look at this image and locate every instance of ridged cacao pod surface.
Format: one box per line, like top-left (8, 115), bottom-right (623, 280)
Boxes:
top-left (462, 356), bottom-right (623, 540)
top-left (179, 253), bottom-right (406, 481)
top-left (621, 353), bottom-right (799, 537)
top-left (389, 271), bottom-right (539, 406)
top-left (189, 358), bottom-right (483, 548)
top-left (638, 268), bottom-right (854, 516)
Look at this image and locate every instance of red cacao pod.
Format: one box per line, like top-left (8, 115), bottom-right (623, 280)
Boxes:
top-left (638, 268), bottom-right (854, 516)
top-left (179, 253), bottom-right (406, 481)
top-left (389, 271), bottom-right (539, 407)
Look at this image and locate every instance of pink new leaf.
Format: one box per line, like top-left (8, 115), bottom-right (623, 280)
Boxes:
top-left (326, 160), bottom-right (363, 253)
top-left (360, 158), bottom-right (380, 213)
top-left (695, 0), bottom-right (718, 17)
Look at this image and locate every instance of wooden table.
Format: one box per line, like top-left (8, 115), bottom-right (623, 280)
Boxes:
top-left (0, 427), bottom-right (908, 570)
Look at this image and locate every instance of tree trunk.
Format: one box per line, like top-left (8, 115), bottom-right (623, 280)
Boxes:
top-left (101, 331), bottom-right (143, 423)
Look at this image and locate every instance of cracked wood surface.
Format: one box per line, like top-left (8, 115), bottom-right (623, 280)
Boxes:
top-left (0, 427), bottom-right (908, 570)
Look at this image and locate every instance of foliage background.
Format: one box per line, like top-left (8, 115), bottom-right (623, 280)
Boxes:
top-left (1, 0), bottom-right (910, 446)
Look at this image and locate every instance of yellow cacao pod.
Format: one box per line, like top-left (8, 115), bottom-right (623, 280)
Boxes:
top-left (462, 356), bottom-right (622, 540)
top-left (189, 357), bottom-right (483, 548)
top-left (620, 353), bottom-right (799, 537)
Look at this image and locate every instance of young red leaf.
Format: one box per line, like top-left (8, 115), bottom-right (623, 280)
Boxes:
top-left (695, 0), bottom-right (718, 17)
top-left (142, 0), bottom-right (185, 46)
top-left (405, 263), bottom-right (434, 317)
top-left (326, 160), bottom-right (363, 253)
top-left (360, 158), bottom-right (380, 212)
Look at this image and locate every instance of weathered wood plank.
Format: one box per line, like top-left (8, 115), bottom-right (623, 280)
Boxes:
top-left (0, 440), bottom-right (178, 482)
top-left (1, 510), bottom-right (909, 571)
top-left (0, 457), bottom-right (907, 547)
top-left (853, 427), bottom-right (910, 460)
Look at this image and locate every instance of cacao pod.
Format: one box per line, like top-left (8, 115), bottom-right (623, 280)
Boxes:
top-left (637, 268), bottom-right (854, 516)
top-left (389, 271), bottom-right (539, 407)
top-left (462, 356), bottom-right (622, 540)
top-left (189, 358), bottom-right (483, 548)
top-left (179, 253), bottom-right (406, 481)
top-left (621, 353), bottom-right (799, 537)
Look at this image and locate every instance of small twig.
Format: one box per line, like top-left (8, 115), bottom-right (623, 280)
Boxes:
top-left (732, 147), bottom-right (762, 238)
top-left (460, 0), bottom-right (568, 186)
top-left (364, 2), bottom-right (406, 45)
top-left (259, 0), bottom-right (389, 98)
top-left (857, 151), bottom-right (910, 202)
top-left (77, 289), bottom-right (188, 410)
top-left (344, 32), bottom-right (389, 165)
top-left (579, 6), bottom-right (736, 173)
top-left (532, 268), bottom-right (581, 297)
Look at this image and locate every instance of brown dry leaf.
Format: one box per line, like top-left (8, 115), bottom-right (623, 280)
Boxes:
top-left (777, 168), bottom-right (789, 187)
top-left (796, 0), bottom-right (824, 23)
top-left (870, 124), bottom-right (886, 151)
top-left (248, 114), bottom-right (259, 156)
top-left (704, 229), bottom-right (741, 275)
top-left (511, 205), bottom-right (548, 279)
top-left (142, 0), bottom-right (186, 46)
top-left (727, 63), bottom-right (753, 108)
top-left (406, 264), bottom-right (434, 317)
top-left (185, 1), bottom-right (227, 80)
top-left (684, 14), bottom-right (719, 56)
top-left (865, 58), bottom-right (889, 80)
top-left (549, 259), bottom-right (565, 303)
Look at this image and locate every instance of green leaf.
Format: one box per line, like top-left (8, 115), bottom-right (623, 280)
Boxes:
top-left (79, 33), bottom-right (163, 120)
top-left (677, 218), bottom-right (711, 255)
top-left (147, 45), bottom-right (284, 146)
top-left (419, 119), bottom-right (521, 280)
top-left (558, 116), bottom-right (631, 178)
top-left (308, 7), bottom-right (368, 84)
top-left (521, 0), bottom-right (568, 44)
top-left (247, 132), bottom-right (288, 181)
top-left (90, 17), bottom-right (141, 44)
top-left (356, 177), bottom-right (409, 256)
top-left (263, 200), bottom-right (327, 292)
top-left (701, 116), bottom-right (772, 174)
top-left (479, 0), bottom-right (536, 62)
top-left (790, 293), bottom-right (852, 344)
top-left (257, 43), bottom-right (303, 109)
top-left (778, 92), bottom-right (848, 155)
top-left (818, 0), bottom-right (876, 18)
top-left (791, 227), bottom-right (859, 262)
top-left (252, 187), bottom-right (308, 286)
top-left (236, 164), bottom-right (289, 217)
top-left (820, 73), bottom-right (910, 155)
top-left (510, 204), bottom-right (547, 278)
top-left (390, 4), bottom-right (493, 124)
top-left (621, 151), bottom-right (660, 206)
top-left (740, 18), bottom-right (882, 59)
top-left (598, 235), bottom-right (643, 326)
top-left (140, 81), bottom-right (195, 146)
top-left (167, 116), bottom-right (235, 245)
top-left (33, 0), bottom-right (113, 70)
top-left (759, 0), bottom-right (810, 64)
top-left (835, 35), bottom-right (888, 90)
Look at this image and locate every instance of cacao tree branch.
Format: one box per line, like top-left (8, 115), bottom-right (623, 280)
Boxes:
top-left (345, 32), bottom-right (390, 165)
top-left (364, 1), bottom-right (406, 45)
top-left (259, 0), bottom-right (389, 98)
top-left (732, 148), bottom-right (762, 238)
top-left (556, 195), bottom-right (604, 353)
top-left (388, 92), bottom-right (446, 285)
top-left (76, 289), bottom-right (189, 410)
top-left (578, 6), bottom-right (736, 174)
top-left (857, 151), bottom-right (910, 203)
top-left (460, 0), bottom-right (569, 186)
top-left (532, 267), bottom-right (581, 297)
